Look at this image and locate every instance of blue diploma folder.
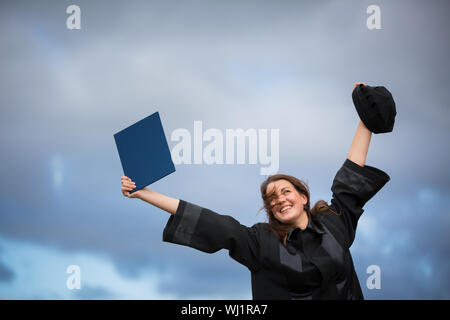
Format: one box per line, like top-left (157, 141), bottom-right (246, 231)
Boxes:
top-left (114, 112), bottom-right (175, 194)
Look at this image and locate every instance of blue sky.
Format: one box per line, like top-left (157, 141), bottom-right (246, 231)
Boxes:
top-left (0, 0), bottom-right (449, 299)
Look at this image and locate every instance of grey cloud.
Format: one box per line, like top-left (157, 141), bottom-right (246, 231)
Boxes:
top-left (0, 260), bottom-right (15, 283)
top-left (72, 285), bottom-right (116, 300)
top-left (351, 186), bottom-right (450, 299)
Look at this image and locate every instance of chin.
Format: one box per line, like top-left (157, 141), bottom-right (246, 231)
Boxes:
top-left (275, 212), bottom-right (300, 225)
top-left (277, 219), bottom-right (293, 225)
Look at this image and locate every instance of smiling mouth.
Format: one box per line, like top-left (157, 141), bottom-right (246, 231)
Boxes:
top-left (280, 206), bottom-right (292, 214)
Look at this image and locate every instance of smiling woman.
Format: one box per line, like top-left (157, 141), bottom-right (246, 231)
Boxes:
top-left (259, 173), bottom-right (339, 246)
top-left (120, 82), bottom-right (393, 300)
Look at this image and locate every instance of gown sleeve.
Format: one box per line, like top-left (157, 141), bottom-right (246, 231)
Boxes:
top-left (330, 158), bottom-right (390, 247)
top-left (162, 200), bottom-right (262, 271)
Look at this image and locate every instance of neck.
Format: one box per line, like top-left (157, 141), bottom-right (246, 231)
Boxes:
top-left (295, 210), bottom-right (309, 230)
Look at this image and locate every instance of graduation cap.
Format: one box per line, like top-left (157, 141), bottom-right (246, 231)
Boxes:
top-left (352, 84), bottom-right (397, 134)
top-left (114, 112), bottom-right (175, 194)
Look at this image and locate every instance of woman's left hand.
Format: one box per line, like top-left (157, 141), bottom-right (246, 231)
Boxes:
top-left (353, 82), bottom-right (367, 91)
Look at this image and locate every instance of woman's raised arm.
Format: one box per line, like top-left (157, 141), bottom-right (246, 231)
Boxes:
top-left (121, 177), bottom-right (262, 271)
top-left (121, 176), bottom-right (179, 215)
top-left (347, 82), bottom-right (372, 167)
top-left (347, 120), bottom-right (372, 167)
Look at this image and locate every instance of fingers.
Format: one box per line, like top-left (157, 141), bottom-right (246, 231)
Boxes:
top-left (122, 184), bottom-right (136, 192)
top-left (122, 181), bottom-right (136, 188)
top-left (121, 176), bottom-right (135, 186)
top-left (121, 176), bottom-right (137, 197)
top-left (353, 82), bottom-right (367, 90)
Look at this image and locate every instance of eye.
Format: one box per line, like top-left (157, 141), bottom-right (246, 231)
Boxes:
top-left (269, 197), bottom-right (277, 205)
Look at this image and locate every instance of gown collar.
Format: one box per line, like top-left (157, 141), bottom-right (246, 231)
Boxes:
top-left (287, 209), bottom-right (326, 241)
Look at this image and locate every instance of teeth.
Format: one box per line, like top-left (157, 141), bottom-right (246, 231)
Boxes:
top-left (280, 206), bottom-right (291, 213)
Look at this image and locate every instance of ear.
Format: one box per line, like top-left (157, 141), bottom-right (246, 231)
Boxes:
top-left (300, 193), bottom-right (308, 205)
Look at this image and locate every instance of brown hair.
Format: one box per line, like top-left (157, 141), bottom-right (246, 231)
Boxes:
top-left (259, 174), bottom-right (340, 245)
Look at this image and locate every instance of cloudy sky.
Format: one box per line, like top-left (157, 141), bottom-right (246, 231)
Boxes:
top-left (0, 0), bottom-right (449, 299)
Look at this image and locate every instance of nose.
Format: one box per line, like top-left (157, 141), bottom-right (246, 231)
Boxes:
top-left (271, 194), bottom-right (287, 207)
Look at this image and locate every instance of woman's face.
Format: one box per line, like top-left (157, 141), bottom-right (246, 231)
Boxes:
top-left (267, 179), bottom-right (307, 225)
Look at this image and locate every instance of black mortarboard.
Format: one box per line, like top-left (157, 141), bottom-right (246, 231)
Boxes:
top-left (352, 84), bottom-right (397, 134)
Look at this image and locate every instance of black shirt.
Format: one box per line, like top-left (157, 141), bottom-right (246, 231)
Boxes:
top-left (162, 158), bottom-right (390, 299)
top-left (283, 219), bottom-right (324, 297)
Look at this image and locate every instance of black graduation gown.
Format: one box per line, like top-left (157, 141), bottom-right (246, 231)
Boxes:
top-left (162, 158), bottom-right (390, 300)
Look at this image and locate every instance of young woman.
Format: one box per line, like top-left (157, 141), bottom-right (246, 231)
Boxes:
top-left (120, 82), bottom-right (391, 300)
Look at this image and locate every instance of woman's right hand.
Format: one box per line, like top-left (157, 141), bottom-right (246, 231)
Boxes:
top-left (121, 176), bottom-right (143, 199)
top-left (121, 176), bottom-right (179, 214)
